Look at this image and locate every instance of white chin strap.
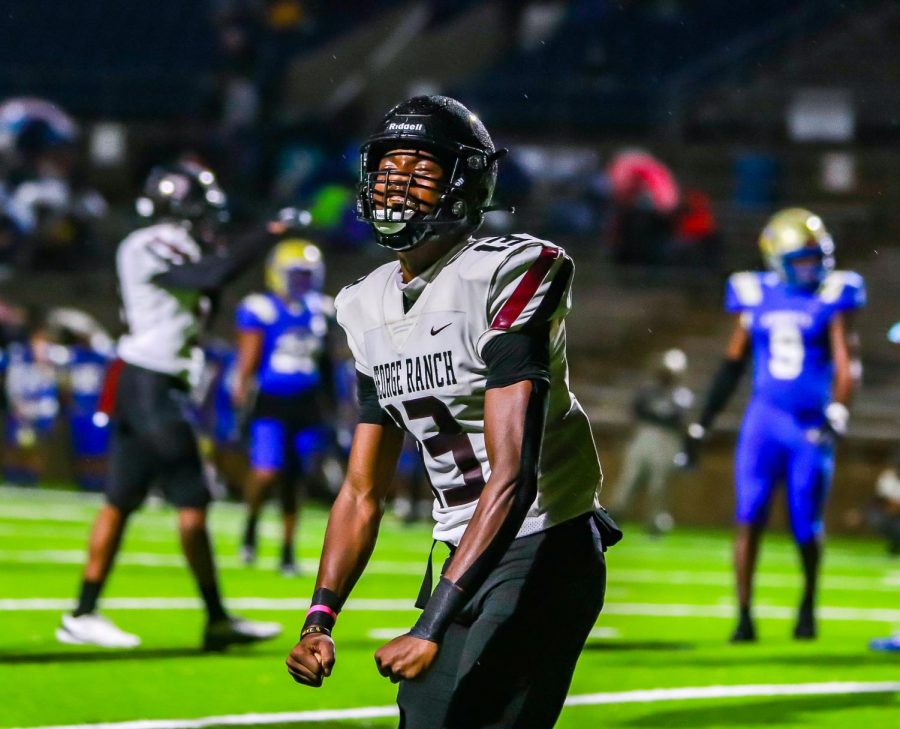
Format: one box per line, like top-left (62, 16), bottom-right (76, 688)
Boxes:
top-left (374, 221), bottom-right (407, 235)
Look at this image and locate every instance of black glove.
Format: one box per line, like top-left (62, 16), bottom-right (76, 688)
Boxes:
top-left (675, 423), bottom-right (706, 469)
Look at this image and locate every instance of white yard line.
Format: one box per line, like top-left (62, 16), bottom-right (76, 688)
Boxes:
top-left (366, 626), bottom-right (620, 641)
top-left (1, 549), bottom-right (895, 590)
top-left (609, 568), bottom-right (898, 592)
top-left (563, 681), bottom-right (900, 706)
top-left (603, 602), bottom-right (900, 623)
top-left (0, 550), bottom-right (424, 575)
top-left (2, 486), bottom-right (892, 565)
top-left (2, 597), bottom-right (898, 623)
top-left (0, 597), bottom-right (417, 612)
top-left (7, 682), bottom-right (899, 729)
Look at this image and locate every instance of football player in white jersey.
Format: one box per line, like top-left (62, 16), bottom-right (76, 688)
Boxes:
top-left (57, 161), bottom-right (287, 651)
top-left (286, 96), bottom-right (609, 729)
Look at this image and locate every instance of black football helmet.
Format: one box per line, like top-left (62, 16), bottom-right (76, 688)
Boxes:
top-left (136, 160), bottom-right (229, 230)
top-left (357, 95), bottom-right (505, 251)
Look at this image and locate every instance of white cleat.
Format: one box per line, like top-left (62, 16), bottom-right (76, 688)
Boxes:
top-left (56, 613), bottom-right (141, 649)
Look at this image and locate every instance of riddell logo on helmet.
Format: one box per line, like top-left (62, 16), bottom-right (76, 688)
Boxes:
top-left (387, 122), bottom-right (425, 132)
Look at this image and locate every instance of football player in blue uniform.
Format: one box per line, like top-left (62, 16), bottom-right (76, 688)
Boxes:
top-left (192, 339), bottom-right (245, 499)
top-left (233, 238), bottom-right (335, 575)
top-left (46, 308), bottom-right (116, 492)
top-left (683, 208), bottom-right (865, 642)
top-left (3, 319), bottom-right (61, 485)
top-left (62, 340), bottom-right (112, 491)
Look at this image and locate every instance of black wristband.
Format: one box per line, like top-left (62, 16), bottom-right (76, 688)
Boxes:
top-left (302, 587), bottom-right (344, 633)
top-left (409, 577), bottom-right (468, 644)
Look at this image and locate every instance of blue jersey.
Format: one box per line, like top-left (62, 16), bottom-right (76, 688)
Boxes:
top-left (235, 291), bottom-right (333, 397)
top-left (210, 344), bottom-right (239, 444)
top-left (66, 346), bottom-right (109, 418)
top-left (4, 342), bottom-right (59, 433)
top-left (193, 341), bottom-right (239, 444)
top-left (726, 270), bottom-right (865, 417)
top-left (64, 346), bottom-right (112, 459)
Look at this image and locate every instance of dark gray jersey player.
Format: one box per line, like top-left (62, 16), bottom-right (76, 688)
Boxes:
top-left (57, 161), bottom-right (290, 651)
top-left (286, 96), bottom-right (608, 729)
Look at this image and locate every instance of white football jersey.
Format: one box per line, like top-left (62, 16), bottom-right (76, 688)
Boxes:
top-left (116, 222), bottom-right (208, 385)
top-left (335, 233), bottom-right (602, 545)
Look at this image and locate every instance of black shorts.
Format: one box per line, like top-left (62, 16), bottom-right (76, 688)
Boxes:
top-left (105, 363), bottom-right (210, 513)
top-left (398, 513), bottom-right (606, 729)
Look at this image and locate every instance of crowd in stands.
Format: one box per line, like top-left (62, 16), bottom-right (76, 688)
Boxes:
top-left (0, 98), bottom-right (107, 274)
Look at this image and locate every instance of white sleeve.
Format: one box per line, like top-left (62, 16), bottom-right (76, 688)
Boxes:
top-left (334, 285), bottom-right (372, 377)
top-left (477, 242), bottom-right (574, 356)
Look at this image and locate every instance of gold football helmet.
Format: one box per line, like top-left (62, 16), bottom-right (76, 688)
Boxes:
top-left (265, 239), bottom-right (324, 299)
top-left (758, 208), bottom-right (834, 288)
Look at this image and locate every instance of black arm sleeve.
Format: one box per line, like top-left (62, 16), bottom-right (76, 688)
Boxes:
top-left (698, 355), bottom-right (749, 429)
top-left (409, 380), bottom-right (548, 642)
top-left (355, 370), bottom-right (392, 426)
top-left (152, 228), bottom-right (279, 293)
top-left (632, 385), bottom-right (682, 429)
top-left (482, 322), bottom-right (551, 389)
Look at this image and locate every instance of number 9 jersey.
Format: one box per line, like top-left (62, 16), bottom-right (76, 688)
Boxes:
top-left (335, 234), bottom-right (602, 546)
top-left (726, 269), bottom-right (866, 416)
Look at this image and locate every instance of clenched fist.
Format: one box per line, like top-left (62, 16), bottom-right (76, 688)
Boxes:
top-left (286, 633), bottom-right (335, 687)
top-left (374, 634), bottom-right (439, 683)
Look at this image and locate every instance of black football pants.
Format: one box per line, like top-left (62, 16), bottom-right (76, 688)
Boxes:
top-left (106, 363), bottom-right (210, 513)
top-left (397, 513), bottom-right (606, 729)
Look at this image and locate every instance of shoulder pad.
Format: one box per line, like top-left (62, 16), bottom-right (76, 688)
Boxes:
top-left (819, 270), bottom-right (866, 309)
top-left (335, 261), bottom-right (395, 314)
top-left (240, 293), bottom-right (279, 325)
top-left (725, 272), bottom-right (764, 311)
top-left (483, 236), bottom-right (573, 331)
top-left (133, 224), bottom-right (199, 265)
top-left (315, 293), bottom-right (336, 318)
top-left (302, 292), bottom-right (336, 319)
top-left (458, 233), bottom-right (555, 282)
top-left (334, 263), bottom-right (395, 376)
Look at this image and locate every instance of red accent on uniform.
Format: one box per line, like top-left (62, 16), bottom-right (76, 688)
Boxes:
top-left (490, 246), bottom-right (559, 330)
top-left (96, 358), bottom-right (125, 418)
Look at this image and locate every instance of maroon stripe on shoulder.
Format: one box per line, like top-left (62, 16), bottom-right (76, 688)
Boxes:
top-left (490, 246), bottom-right (560, 330)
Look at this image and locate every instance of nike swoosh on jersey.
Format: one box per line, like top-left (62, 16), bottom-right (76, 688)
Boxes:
top-left (430, 323), bottom-right (452, 336)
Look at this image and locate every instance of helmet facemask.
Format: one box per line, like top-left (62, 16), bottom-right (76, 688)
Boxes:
top-left (359, 142), bottom-right (494, 251)
top-left (285, 267), bottom-right (316, 300)
top-left (779, 245), bottom-right (832, 290)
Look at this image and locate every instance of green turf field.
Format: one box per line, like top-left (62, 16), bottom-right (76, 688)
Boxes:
top-left (1, 485), bottom-right (897, 729)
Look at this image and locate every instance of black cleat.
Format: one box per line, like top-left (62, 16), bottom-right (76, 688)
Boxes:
top-left (239, 543), bottom-right (256, 566)
top-left (279, 558), bottom-right (299, 577)
top-left (730, 611), bottom-right (757, 643)
top-left (202, 615), bottom-right (282, 652)
top-left (279, 544), bottom-right (298, 577)
top-left (793, 603), bottom-right (817, 640)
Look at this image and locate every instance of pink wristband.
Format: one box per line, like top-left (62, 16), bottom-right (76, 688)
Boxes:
top-left (306, 604), bottom-right (338, 621)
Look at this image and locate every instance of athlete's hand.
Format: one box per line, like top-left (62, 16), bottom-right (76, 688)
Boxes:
top-left (374, 634), bottom-right (439, 683)
top-left (675, 424), bottom-right (705, 469)
top-left (231, 379), bottom-right (249, 409)
top-left (286, 633), bottom-right (335, 687)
